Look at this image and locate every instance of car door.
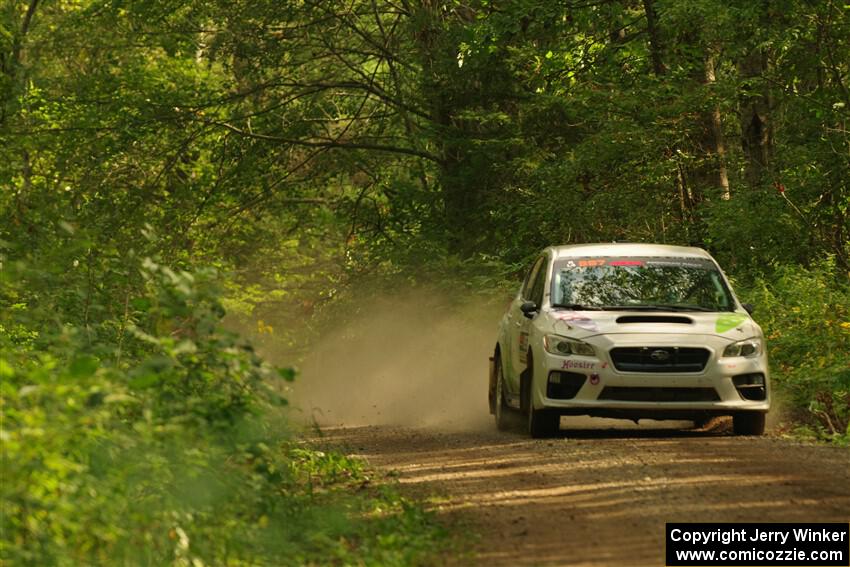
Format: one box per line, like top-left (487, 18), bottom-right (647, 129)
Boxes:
top-left (509, 255), bottom-right (546, 386)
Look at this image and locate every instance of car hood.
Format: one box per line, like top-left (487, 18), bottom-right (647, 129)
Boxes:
top-left (547, 309), bottom-right (758, 341)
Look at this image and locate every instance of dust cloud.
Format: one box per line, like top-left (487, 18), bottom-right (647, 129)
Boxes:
top-left (287, 287), bottom-right (779, 434)
top-left (290, 289), bottom-right (507, 431)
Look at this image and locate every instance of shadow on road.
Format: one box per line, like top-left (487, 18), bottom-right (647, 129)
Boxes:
top-left (550, 424), bottom-right (730, 439)
top-left (320, 423), bottom-right (850, 566)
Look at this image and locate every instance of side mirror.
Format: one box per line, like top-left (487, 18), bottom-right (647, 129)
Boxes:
top-left (742, 303), bottom-right (755, 315)
top-left (520, 301), bottom-right (538, 319)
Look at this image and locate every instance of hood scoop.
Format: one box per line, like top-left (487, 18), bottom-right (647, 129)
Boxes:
top-left (616, 315), bottom-right (694, 325)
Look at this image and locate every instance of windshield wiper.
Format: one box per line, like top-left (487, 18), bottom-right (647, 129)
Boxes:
top-left (551, 303), bottom-right (604, 311)
top-left (600, 304), bottom-right (715, 312)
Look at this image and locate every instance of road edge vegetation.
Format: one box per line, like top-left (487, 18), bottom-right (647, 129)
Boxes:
top-left (1, 259), bottom-right (449, 566)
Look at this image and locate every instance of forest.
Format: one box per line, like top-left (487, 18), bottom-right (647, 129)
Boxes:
top-left (1, 0), bottom-right (848, 564)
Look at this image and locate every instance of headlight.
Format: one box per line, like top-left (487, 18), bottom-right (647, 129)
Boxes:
top-left (543, 334), bottom-right (595, 356)
top-left (722, 338), bottom-right (762, 358)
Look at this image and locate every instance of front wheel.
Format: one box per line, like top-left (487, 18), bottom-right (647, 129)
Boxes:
top-left (733, 412), bottom-right (766, 436)
top-left (524, 353), bottom-right (559, 438)
top-left (528, 404), bottom-right (559, 438)
top-left (526, 373), bottom-right (559, 438)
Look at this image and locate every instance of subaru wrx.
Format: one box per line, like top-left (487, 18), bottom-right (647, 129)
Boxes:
top-left (488, 243), bottom-right (770, 438)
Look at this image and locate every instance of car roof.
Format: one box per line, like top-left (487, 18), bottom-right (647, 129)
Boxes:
top-left (550, 242), bottom-right (713, 260)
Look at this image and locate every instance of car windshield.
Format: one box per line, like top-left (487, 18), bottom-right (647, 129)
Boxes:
top-left (550, 256), bottom-right (735, 312)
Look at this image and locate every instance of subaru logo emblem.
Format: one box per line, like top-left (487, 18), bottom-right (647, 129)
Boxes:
top-left (650, 349), bottom-right (670, 361)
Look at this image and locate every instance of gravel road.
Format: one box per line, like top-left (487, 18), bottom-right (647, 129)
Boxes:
top-left (322, 421), bottom-right (850, 566)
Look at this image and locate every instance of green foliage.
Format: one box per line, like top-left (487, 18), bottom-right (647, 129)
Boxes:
top-left (741, 259), bottom-right (850, 445)
top-left (7, 1), bottom-right (847, 563)
top-left (0, 260), bottom-right (446, 565)
top-left (2, 10), bottom-right (849, 567)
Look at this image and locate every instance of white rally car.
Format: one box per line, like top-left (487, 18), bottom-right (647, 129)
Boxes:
top-left (488, 243), bottom-right (770, 437)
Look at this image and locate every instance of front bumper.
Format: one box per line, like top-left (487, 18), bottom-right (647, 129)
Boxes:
top-left (534, 335), bottom-right (770, 416)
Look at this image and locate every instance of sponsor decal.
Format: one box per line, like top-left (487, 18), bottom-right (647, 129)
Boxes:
top-left (645, 258), bottom-right (713, 269)
top-left (601, 361), bottom-right (608, 369)
top-left (608, 259), bottom-right (644, 267)
top-left (716, 313), bottom-right (748, 333)
top-left (564, 257), bottom-right (715, 270)
top-left (562, 359), bottom-right (595, 370)
top-left (555, 313), bottom-right (599, 332)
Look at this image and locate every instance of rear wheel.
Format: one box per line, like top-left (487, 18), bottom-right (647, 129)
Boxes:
top-left (733, 412), bottom-right (766, 436)
top-left (494, 357), bottom-right (516, 431)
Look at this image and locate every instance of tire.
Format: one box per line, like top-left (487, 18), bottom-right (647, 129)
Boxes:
top-left (494, 356), bottom-right (517, 431)
top-left (525, 356), bottom-right (559, 438)
top-left (733, 412), bottom-right (766, 436)
top-left (528, 405), bottom-right (559, 438)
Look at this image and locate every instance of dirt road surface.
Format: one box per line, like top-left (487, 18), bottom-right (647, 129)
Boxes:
top-left (322, 421), bottom-right (850, 566)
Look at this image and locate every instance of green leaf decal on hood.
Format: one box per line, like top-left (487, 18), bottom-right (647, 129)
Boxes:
top-left (716, 313), bottom-right (748, 333)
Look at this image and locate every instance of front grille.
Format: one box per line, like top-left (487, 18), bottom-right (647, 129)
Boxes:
top-left (599, 387), bottom-right (720, 402)
top-left (609, 346), bottom-right (710, 373)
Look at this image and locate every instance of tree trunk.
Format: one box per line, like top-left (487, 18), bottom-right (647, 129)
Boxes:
top-left (738, 49), bottom-right (773, 188)
top-left (409, 0), bottom-right (502, 256)
top-left (2, 0), bottom-right (40, 123)
top-left (692, 51), bottom-right (730, 200)
top-left (706, 53), bottom-right (730, 199)
top-left (642, 0), bottom-right (666, 76)
top-left (410, 1), bottom-right (470, 254)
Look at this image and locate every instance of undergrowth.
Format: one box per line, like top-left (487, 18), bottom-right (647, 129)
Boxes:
top-left (0, 258), bottom-right (447, 565)
top-left (739, 258), bottom-right (850, 445)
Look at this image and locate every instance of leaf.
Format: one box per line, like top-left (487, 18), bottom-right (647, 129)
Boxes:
top-left (129, 356), bottom-right (174, 389)
top-left (129, 372), bottom-right (161, 389)
top-left (0, 358), bottom-right (13, 379)
top-left (104, 393), bottom-right (139, 404)
top-left (131, 297), bottom-right (152, 311)
top-left (278, 367), bottom-right (297, 382)
top-left (69, 355), bottom-right (99, 378)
